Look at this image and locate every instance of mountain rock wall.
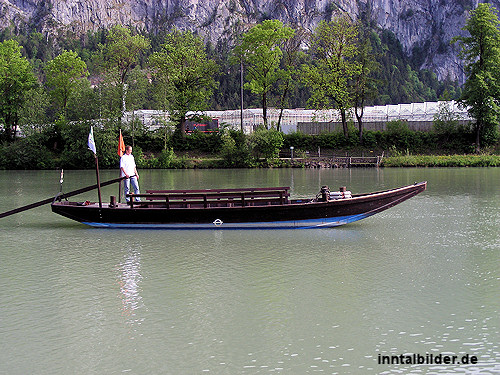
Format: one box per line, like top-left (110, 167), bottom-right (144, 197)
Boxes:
top-left (1, 0), bottom-right (500, 82)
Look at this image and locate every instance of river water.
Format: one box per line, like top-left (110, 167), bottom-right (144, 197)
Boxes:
top-left (0, 168), bottom-right (499, 375)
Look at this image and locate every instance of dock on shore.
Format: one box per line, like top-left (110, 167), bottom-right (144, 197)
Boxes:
top-left (280, 150), bottom-right (383, 168)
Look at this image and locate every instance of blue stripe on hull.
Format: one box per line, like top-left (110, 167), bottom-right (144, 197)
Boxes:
top-left (81, 213), bottom-right (370, 229)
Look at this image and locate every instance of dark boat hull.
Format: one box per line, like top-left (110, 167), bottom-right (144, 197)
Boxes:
top-left (51, 182), bottom-right (426, 229)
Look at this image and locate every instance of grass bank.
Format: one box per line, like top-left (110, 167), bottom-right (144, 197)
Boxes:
top-left (381, 154), bottom-right (500, 167)
top-left (177, 154), bottom-right (500, 168)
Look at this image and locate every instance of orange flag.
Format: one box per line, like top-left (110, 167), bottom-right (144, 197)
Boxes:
top-left (117, 129), bottom-right (125, 157)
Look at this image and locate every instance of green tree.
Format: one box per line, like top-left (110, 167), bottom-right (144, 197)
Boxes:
top-left (276, 27), bottom-right (307, 131)
top-left (453, 3), bottom-right (500, 151)
top-left (67, 79), bottom-right (99, 121)
top-left (45, 50), bottom-right (89, 118)
top-left (124, 66), bottom-right (151, 147)
top-left (302, 16), bottom-right (360, 137)
top-left (148, 28), bottom-right (218, 136)
top-left (0, 39), bottom-right (37, 139)
top-left (233, 20), bottom-right (295, 129)
top-left (18, 86), bottom-right (50, 135)
top-left (98, 25), bottom-right (150, 117)
top-left (352, 29), bottom-right (379, 143)
top-left (124, 66), bottom-right (151, 112)
top-left (97, 75), bottom-right (123, 119)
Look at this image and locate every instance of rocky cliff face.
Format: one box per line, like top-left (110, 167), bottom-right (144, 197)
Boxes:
top-left (366, 0), bottom-right (500, 83)
top-left (1, 0), bottom-right (499, 82)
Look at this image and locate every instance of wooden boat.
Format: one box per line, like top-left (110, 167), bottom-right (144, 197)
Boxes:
top-left (50, 181), bottom-right (427, 229)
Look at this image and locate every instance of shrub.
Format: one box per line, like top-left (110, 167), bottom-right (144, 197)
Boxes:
top-left (220, 130), bottom-right (253, 167)
top-left (156, 148), bottom-right (177, 168)
top-left (59, 119), bottom-right (122, 169)
top-left (58, 120), bottom-right (96, 169)
top-left (385, 120), bottom-right (412, 149)
top-left (283, 131), bottom-right (314, 150)
top-left (433, 103), bottom-right (476, 152)
top-left (315, 132), bottom-right (344, 149)
top-left (0, 135), bottom-right (56, 169)
top-left (170, 130), bottom-right (223, 153)
top-left (249, 127), bottom-right (284, 160)
top-left (361, 130), bottom-right (378, 148)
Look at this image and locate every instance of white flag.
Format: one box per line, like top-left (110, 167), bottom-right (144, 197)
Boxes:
top-left (88, 126), bottom-right (97, 155)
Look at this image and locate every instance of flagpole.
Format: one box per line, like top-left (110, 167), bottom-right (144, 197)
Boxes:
top-left (94, 155), bottom-right (103, 210)
top-left (117, 129), bottom-right (125, 203)
top-left (88, 126), bottom-right (102, 211)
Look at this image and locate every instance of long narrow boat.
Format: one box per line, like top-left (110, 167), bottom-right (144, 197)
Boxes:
top-left (51, 182), bottom-right (427, 229)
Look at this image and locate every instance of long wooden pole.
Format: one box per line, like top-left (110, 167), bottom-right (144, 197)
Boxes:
top-left (0, 176), bottom-right (125, 219)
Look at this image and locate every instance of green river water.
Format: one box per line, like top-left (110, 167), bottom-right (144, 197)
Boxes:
top-left (0, 168), bottom-right (498, 374)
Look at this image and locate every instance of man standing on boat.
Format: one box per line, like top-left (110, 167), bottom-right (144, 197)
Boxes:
top-left (120, 146), bottom-right (141, 202)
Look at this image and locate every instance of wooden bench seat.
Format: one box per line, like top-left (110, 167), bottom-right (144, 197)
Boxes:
top-left (127, 187), bottom-right (290, 208)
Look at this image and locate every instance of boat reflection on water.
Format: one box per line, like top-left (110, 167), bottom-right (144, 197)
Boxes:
top-left (117, 248), bottom-right (145, 330)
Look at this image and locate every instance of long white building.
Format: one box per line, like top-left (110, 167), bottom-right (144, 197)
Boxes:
top-left (123, 101), bottom-right (473, 134)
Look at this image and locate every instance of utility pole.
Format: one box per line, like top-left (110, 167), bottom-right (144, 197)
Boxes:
top-left (240, 61), bottom-right (244, 133)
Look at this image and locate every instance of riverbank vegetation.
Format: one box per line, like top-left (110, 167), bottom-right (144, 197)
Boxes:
top-left (381, 154), bottom-right (500, 167)
top-left (1, 5), bottom-right (500, 167)
top-left (1, 117), bottom-right (497, 170)
top-left (0, 17), bottom-right (460, 139)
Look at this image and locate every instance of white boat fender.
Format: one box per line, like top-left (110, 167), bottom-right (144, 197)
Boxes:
top-left (330, 191), bottom-right (352, 200)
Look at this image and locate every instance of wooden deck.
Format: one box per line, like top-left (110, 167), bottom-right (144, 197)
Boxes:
top-left (279, 150), bottom-right (383, 167)
top-left (331, 156), bottom-right (383, 167)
